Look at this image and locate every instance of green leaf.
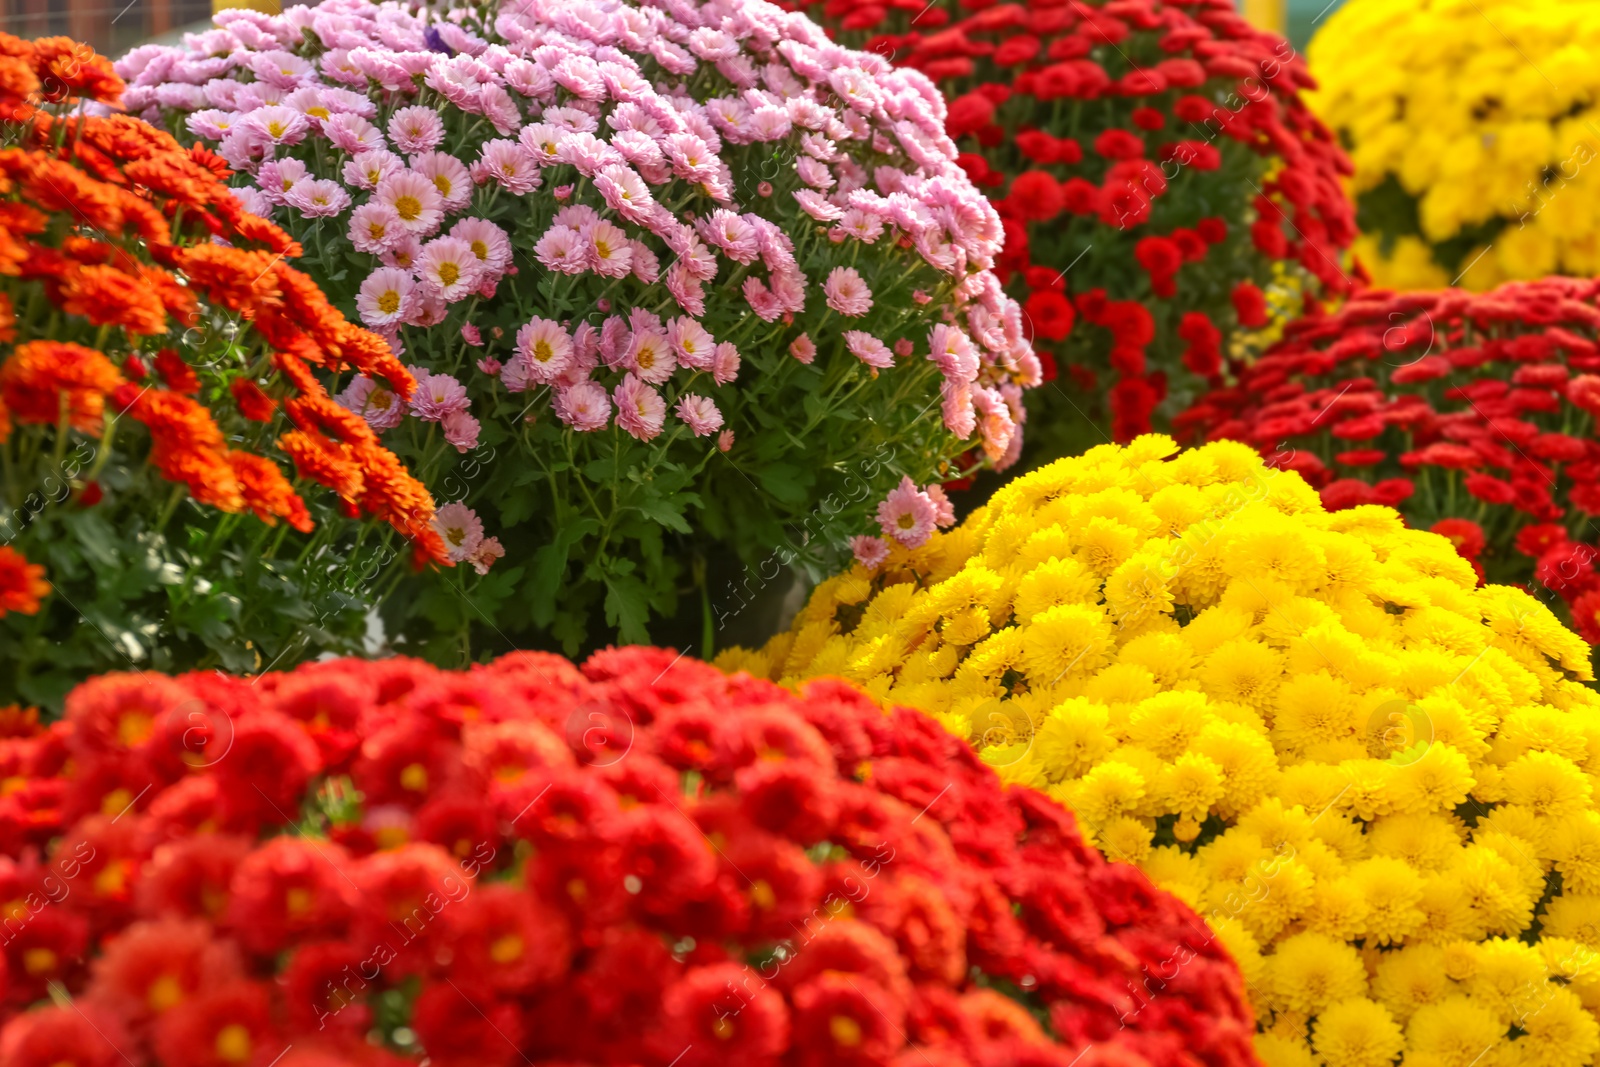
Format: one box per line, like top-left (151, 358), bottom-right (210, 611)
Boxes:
top-left (529, 518), bottom-right (599, 628)
top-left (602, 571), bottom-right (653, 645)
top-left (755, 462), bottom-right (807, 505)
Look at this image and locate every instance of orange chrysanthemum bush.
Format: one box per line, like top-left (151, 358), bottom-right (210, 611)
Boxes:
top-left (0, 647), bottom-right (1259, 1067)
top-left (0, 34), bottom-right (446, 707)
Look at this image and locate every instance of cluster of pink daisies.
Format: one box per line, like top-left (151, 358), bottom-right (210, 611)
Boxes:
top-left (119, 0), bottom-right (1037, 552)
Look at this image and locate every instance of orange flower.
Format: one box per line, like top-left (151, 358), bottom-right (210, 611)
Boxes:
top-left (140, 265), bottom-right (200, 328)
top-left (57, 263), bottom-right (168, 336)
top-left (153, 349), bottom-right (199, 395)
top-left (31, 37), bottom-right (123, 105)
top-left (229, 379), bottom-right (277, 423)
top-left (126, 390), bottom-right (243, 512)
top-left (0, 54), bottom-right (39, 106)
top-left (0, 291), bottom-right (14, 345)
top-left (0, 393), bottom-right (11, 444)
top-left (228, 451), bottom-right (313, 533)
top-left (0, 546), bottom-right (48, 616)
top-left (320, 321), bottom-right (413, 398)
top-left (124, 153), bottom-right (224, 209)
top-left (279, 430), bottom-right (365, 501)
top-left (171, 245), bottom-right (284, 315)
top-left (0, 340), bottom-right (124, 430)
top-left (211, 195), bottom-right (301, 257)
top-left (356, 444), bottom-right (450, 566)
top-left (70, 114), bottom-right (182, 165)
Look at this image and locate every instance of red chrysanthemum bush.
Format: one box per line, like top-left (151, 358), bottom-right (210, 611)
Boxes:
top-left (0, 648), bottom-right (1259, 1067)
top-left (793, 0), bottom-right (1358, 451)
top-left (1176, 276), bottom-right (1600, 649)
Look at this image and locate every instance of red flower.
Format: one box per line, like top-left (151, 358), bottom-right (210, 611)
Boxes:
top-left (224, 836), bottom-right (355, 956)
top-left (1431, 518), bottom-right (1486, 560)
top-left (1006, 171), bottom-right (1065, 222)
top-left (1024, 289), bottom-right (1075, 342)
top-left (1231, 281), bottom-right (1268, 328)
top-left (1093, 128), bottom-right (1145, 160)
top-left (0, 1007), bottom-right (127, 1067)
top-left (0, 547), bottom-right (48, 616)
top-left (653, 963), bottom-right (791, 1067)
top-left (1516, 523), bottom-right (1571, 559)
top-left (409, 983), bottom-right (524, 1067)
top-left (152, 982), bottom-right (278, 1067)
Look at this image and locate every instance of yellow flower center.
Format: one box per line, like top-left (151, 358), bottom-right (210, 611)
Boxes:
top-left (377, 290), bottom-right (401, 315)
top-left (23, 948), bottom-right (55, 975)
top-left (285, 887), bottom-right (313, 917)
top-left (712, 1017), bottom-right (735, 1040)
top-left (308, 106), bottom-right (329, 119)
top-left (437, 261), bottom-right (460, 287)
top-left (432, 175), bottom-right (452, 197)
top-left (393, 194), bottom-right (421, 221)
top-left (119, 711), bottom-right (153, 746)
top-left (215, 1023), bottom-right (252, 1063)
top-left (148, 973), bottom-right (184, 1012)
top-left (400, 762), bottom-right (428, 791)
top-left (470, 240), bottom-right (488, 260)
top-left (490, 935), bottom-right (524, 963)
top-left (367, 221), bottom-right (387, 240)
top-left (831, 1016), bottom-right (863, 1047)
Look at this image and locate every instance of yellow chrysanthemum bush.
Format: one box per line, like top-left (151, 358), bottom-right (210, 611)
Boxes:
top-left (719, 435), bottom-right (1600, 1067)
top-left (1309, 0), bottom-right (1600, 291)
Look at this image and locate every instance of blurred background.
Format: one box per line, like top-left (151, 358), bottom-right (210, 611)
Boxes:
top-left (2, 0), bottom-right (1348, 62)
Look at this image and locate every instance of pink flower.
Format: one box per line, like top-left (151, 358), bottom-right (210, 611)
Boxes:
top-left (534, 225), bottom-right (586, 274)
top-left (432, 501), bottom-right (484, 562)
top-left (256, 158), bottom-right (308, 204)
top-left (972, 385), bottom-right (1017, 463)
top-left (667, 317), bottom-right (716, 370)
top-left (717, 428), bottom-right (735, 453)
top-left (382, 233), bottom-right (422, 270)
top-left (516, 317), bottom-right (574, 385)
top-left (284, 178), bottom-right (349, 218)
top-left (613, 374), bottom-right (665, 442)
top-left (389, 105), bottom-right (445, 154)
top-left (460, 324), bottom-right (483, 347)
top-left (355, 267), bottom-right (415, 328)
top-left (844, 331), bottom-right (894, 369)
top-left (480, 83), bottom-right (521, 134)
top-left (587, 221), bottom-right (634, 278)
top-left (925, 484), bottom-right (956, 528)
top-left (711, 341), bottom-right (741, 385)
top-left (449, 217), bottom-right (513, 274)
top-left (626, 328), bottom-right (675, 384)
top-left (416, 237), bottom-right (482, 302)
top-left (554, 381), bottom-right (612, 432)
top-left (409, 370), bottom-right (470, 421)
top-left (375, 170), bottom-right (444, 235)
top-left (823, 266), bottom-right (873, 317)
top-left (912, 289), bottom-right (932, 304)
top-left (876, 476), bottom-right (937, 549)
top-left (941, 378), bottom-right (976, 438)
top-left (243, 104), bottom-right (309, 145)
top-left (443, 408), bottom-right (481, 452)
top-left (323, 112), bottom-right (383, 153)
top-left (467, 536), bottom-right (505, 576)
top-left (348, 202), bottom-right (402, 253)
top-left (336, 374), bottom-right (406, 431)
top-left (928, 324), bottom-right (980, 382)
top-left (478, 139), bottom-right (539, 194)
top-left (593, 164), bottom-right (654, 224)
top-left (343, 149), bottom-right (403, 191)
top-left (675, 394), bottom-right (723, 436)
top-left (851, 535), bottom-right (890, 570)
top-left (411, 151), bottom-right (473, 212)
top-left (477, 356), bottom-right (502, 376)
top-left (789, 334), bottom-right (816, 364)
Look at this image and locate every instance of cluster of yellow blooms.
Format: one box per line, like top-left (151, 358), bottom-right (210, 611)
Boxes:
top-left (719, 437), bottom-right (1600, 1067)
top-left (1309, 0), bottom-right (1600, 290)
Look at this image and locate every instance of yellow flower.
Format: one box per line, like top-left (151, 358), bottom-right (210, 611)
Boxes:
top-left (1265, 932), bottom-right (1368, 1014)
top-left (1372, 945), bottom-right (1456, 1022)
top-left (1311, 998), bottom-right (1404, 1067)
top-left (730, 437), bottom-right (1600, 1067)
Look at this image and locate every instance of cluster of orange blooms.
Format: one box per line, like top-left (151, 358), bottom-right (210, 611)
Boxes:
top-left (0, 33), bottom-right (446, 618)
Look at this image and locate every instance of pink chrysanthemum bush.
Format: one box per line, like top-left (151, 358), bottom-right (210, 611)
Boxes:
top-left (119, 0), bottom-right (1039, 655)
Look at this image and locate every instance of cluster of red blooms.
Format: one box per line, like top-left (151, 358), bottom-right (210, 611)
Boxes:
top-left (798, 0), bottom-right (1357, 448)
top-left (0, 31), bottom-right (447, 617)
top-left (0, 648), bottom-right (1259, 1067)
top-left (1176, 276), bottom-right (1600, 643)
